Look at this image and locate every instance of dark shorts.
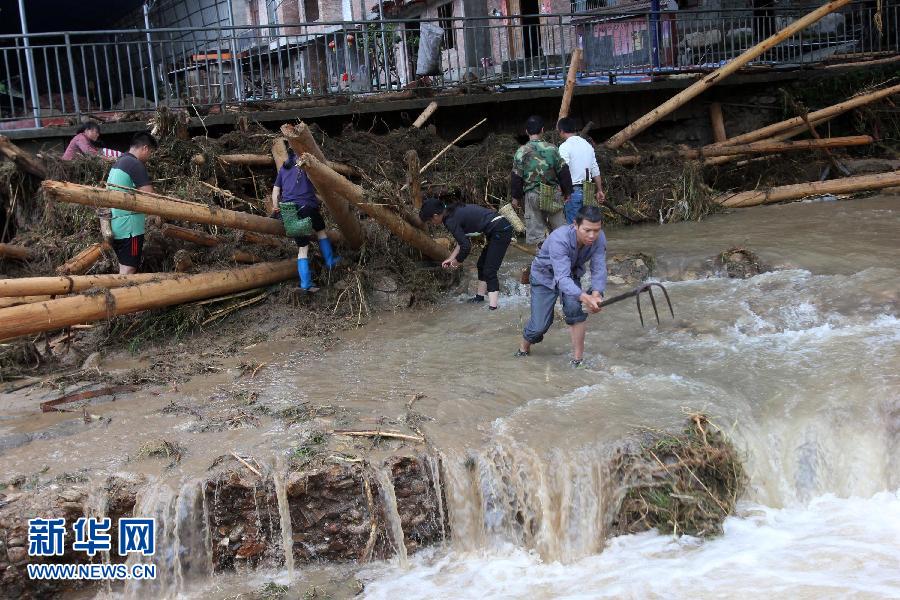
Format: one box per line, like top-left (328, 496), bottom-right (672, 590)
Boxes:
top-left (280, 205), bottom-right (325, 247)
top-left (111, 234), bottom-right (144, 268)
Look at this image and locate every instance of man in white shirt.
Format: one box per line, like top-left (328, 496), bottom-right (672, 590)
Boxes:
top-left (557, 117), bottom-right (606, 223)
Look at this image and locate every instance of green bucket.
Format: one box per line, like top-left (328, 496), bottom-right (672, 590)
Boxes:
top-left (279, 202), bottom-right (314, 237)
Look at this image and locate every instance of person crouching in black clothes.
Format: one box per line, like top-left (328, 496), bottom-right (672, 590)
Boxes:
top-left (419, 198), bottom-right (514, 310)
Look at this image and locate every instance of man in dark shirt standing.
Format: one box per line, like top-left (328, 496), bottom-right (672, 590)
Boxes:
top-left (272, 151), bottom-right (339, 292)
top-left (419, 198), bottom-right (513, 310)
top-left (105, 132), bottom-right (158, 274)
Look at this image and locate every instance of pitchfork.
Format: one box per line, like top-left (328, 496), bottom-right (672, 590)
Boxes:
top-left (598, 282), bottom-right (674, 327)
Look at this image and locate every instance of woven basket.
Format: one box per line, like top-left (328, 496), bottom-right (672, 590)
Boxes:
top-left (538, 184), bottom-right (563, 213)
top-left (582, 180), bottom-right (599, 207)
top-left (279, 202), bottom-right (314, 238)
top-left (498, 203), bottom-right (525, 233)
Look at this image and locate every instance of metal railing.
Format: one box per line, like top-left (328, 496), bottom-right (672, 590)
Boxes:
top-left (0, 2), bottom-right (896, 129)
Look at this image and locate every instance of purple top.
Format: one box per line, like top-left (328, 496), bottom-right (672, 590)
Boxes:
top-left (530, 225), bottom-right (607, 298)
top-left (61, 133), bottom-right (98, 161)
top-left (275, 164), bottom-right (318, 209)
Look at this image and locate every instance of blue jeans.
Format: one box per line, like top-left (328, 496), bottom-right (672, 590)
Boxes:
top-left (564, 187), bottom-right (584, 224)
top-left (522, 283), bottom-right (588, 345)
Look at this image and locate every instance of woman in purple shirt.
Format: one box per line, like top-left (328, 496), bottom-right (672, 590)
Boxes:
top-left (61, 122), bottom-right (122, 161)
top-left (271, 150), bottom-right (340, 292)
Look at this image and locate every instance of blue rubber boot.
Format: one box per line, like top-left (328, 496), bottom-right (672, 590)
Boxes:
top-left (297, 258), bottom-right (317, 291)
top-left (318, 237), bottom-right (341, 269)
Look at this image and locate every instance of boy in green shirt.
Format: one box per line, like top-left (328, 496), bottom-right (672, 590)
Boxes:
top-left (105, 132), bottom-right (158, 274)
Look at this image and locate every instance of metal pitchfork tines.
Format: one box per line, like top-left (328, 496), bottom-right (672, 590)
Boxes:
top-left (598, 282), bottom-right (674, 327)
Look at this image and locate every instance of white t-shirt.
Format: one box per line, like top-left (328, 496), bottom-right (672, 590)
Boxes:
top-left (559, 135), bottom-right (601, 184)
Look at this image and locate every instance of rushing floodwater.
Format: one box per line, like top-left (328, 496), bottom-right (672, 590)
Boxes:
top-left (3, 196), bottom-right (898, 599)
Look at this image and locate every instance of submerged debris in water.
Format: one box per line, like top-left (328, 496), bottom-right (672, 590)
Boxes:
top-left (136, 439), bottom-right (186, 467)
top-left (614, 414), bottom-right (747, 537)
top-left (718, 246), bottom-right (767, 279)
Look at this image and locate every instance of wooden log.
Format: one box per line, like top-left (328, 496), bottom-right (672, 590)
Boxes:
top-left (0, 135), bottom-right (47, 179)
top-left (0, 272), bottom-right (178, 297)
top-left (715, 170), bottom-right (900, 208)
top-left (161, 223), bottom-right (224, 247)
top-left (405, 150), bottom-right (423, 209)
top-left (281, 123), bottom-right (361, 178)
top-left (0, 295), bottom-right (53, 309)
top-left (709, 102), bottom-right (727, 143)
top-left (702, 119), bottom-right (832, 167)
top-left (0, 243), bottom-right (34, 261)
top-left (0, 260), bottom-right (297, 342)
top-left (57, 242), bottom-right (107, 275)
top-left (412, 101), bottom-right (439, 129)
top-left (420, 118), bottom-right (487, 175)
top-left (241, 230), bottom-right (284, 248)
top-left (299, 154), bottom-right (449, 262)
top-left (41, 385), bottom-right (137, 413)
top-left (605, 0), bottom-right (852, 149)
top-left (280, 127), bottom-right (365, 249)
top-left (271, 137), bottom-right (290, 172)
top-left (615, 136), bottom-right (874, 166)
top-left (708, 83), bottom-right (900, 149)
top-left (218, 153), bottom-right (274, 167)
top-left (42, 180), bottom-right (287, 237)
top-left (232, 250), bottom-right (262, 264)
top-left (558, 48), bottom-right (583, 123)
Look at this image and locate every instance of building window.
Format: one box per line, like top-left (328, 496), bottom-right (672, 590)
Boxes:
top-left (438, 2), bottom-right (455, 50)
top-left (304, 0), bottom-right (319, 22)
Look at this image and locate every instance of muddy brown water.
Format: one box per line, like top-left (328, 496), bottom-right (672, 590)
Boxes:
top-left (1, 195), bottom-right (898, 598)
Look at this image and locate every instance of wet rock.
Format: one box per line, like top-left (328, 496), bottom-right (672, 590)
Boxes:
top-left (81, 351), bottom-right (102, 372)
top-left (6, 538), bottom-right (23, 549)
top-left (6, 548), bottom-right (26, 565)
top-left (234, 540), bottom-right (266, 559)
top-left (607, 253), bottom-right (654, 285)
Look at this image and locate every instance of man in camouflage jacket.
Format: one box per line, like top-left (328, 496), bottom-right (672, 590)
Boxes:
top-left (511, 115), bottom-right (574, 245)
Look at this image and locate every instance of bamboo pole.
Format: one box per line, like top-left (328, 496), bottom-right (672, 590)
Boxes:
top-left (42, 181), bottom-right (288, 237)
top-left (281, 123), bottom-right (361, 178)
top-left (715, 170), bottom-right (900, 208)
top-left (405, 149), bottom-right (423, 209)
top-left (707, 83), bottom-right (900, 149)
top-left (232, 250), bottom-right (262, 264)
top-left (0, 272), bottom-right (179, 297)
top-left (218, 153), bottom-right (274, 167)
top-left (271, 137), bottom-right (290, 172)
top-left (0, 135), bottom-right (47, 179)
top-left (412, 101), bottom-right (439, 128)
top-left (558, 48), bottom-right (583, 123)
top-left (57, 242), bottom-right (107, 275)
top-left (299, 154), bottom-right (449, 261)
top-left (0, 243), bottom-right (34, 261)
top-left (0, 260), bottom-right (297, 342)
top-left (605, 0), bottom-right (852, 149)
top-left (614, 135), bottom-right (874, 166)
top-left (241, 230), bottom-right (284, 248)
top-left (419, 118), bottom-right (487, 175)
top-left (709, 102), bottom-right (727, 143)
top-left (280, 127), bottom-right (365, 250)
top-left (161, 223), bottom-right (224, 246)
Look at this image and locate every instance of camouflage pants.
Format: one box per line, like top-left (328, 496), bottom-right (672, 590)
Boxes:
top-left (524, 190), bottom-right (566, 245)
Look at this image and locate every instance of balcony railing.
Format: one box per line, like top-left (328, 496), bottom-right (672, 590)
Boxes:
top-left (0, 2), bottom-right (896, 129)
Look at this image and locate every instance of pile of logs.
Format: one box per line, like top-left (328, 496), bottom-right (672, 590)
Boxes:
top-left (1, 0), bottom-right (898, 347)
